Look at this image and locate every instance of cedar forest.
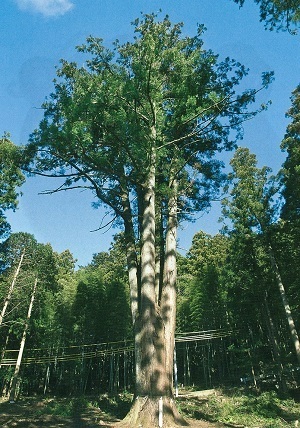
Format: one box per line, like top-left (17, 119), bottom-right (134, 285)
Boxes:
top-left (1, 2), bottom-right (300, 427)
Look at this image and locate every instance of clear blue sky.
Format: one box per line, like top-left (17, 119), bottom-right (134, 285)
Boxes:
top-left (2, 0), bottom-right (300, 265)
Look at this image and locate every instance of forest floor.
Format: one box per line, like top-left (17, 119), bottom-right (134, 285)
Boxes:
top-left (0, 396), bottom-right (224, 428)
top-left (0, 388), bottom-right (299, 428)
top-left (0, 395), bottom-right (222, 428)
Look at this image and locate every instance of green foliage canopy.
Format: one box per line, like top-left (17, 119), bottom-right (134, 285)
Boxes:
top-left (233, 0), bottom-right (300, 32)
top-left (24, 13), bottom-right (272, 232)
top-left (281, 85), bottom-right (300, 223)
top-left (221, 147), bottom-right (280, 235)
top-left (0, 137), bottom-right (25, 239)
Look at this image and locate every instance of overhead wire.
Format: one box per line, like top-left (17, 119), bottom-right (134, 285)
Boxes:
top-left (1, 328), bottom-right (234, 366)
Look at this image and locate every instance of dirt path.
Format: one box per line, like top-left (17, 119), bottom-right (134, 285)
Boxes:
top-left (0, 397), bottom-right (224, 428)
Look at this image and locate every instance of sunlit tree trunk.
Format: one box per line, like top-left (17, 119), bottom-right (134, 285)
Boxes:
top-left (9, 277), bottom-right (38, 403)
top-left (0, 249), bottom-right (25, 327)
top-left (0, 326), bottom-right (12, 369)
top-left (135, 151), bottom-right (163, 396)
top-left (120, 141), bottom-right (186, 426)
top-left (263, 294), bottom-right (287, 394)
top-left (121, 188), bottom-right (139, 325)
top-left (155, 201), bottom-right (164, 304)
top-left (268, 244), bottom-right (300, 365)
top-left (161, 179), bottom-right (178, 395)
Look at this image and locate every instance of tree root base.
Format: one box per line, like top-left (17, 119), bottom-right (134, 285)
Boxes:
top-left (116, 396), bottom-right (189, 428)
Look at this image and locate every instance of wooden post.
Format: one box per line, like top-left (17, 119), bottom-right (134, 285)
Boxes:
top-left (158, 396), bottom-right (163, 428)
top-left (173, 343), bottom-right (178, 397)
top-left (123, 349), bottom-right (127, 391)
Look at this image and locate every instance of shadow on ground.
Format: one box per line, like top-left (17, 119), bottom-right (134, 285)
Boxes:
top-left (0, 397), bottom-right (117, 427)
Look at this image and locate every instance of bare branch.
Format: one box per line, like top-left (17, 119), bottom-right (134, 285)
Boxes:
top-left (39, 185), bottom-right (92, 195)
top-left (90, 213), bottom-right (117, 232)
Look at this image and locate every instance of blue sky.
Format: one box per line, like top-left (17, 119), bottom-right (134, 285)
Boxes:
top-left (2, 0), bottom-right (300, 265)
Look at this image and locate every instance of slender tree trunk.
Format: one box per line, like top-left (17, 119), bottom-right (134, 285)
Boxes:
top-left (9, 277), bottom-right (38, 403)
top-left (122, 189), bottom-right (139, 325)
top-left (0, 249), bottom-right (25, 327)
top-left (0, 328), bottom-right (11, 368)
top-left (245, 338), bottom-right (258, 389)
top-left (109, 353), bottom-right (114, 393)
top-left (268, 244), bottom-right (300, 365)
top-left (43, 365), bottom-right (51, 395)
top-left (155, 199), bottom-right (165, 304)
top-left (263, 295), bottom-right (287, 394)
top-left (161, 178), bottom-right (178, 395)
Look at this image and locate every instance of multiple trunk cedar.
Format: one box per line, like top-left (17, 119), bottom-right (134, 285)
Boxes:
top-left (23, 15), bottom-right (271, 425)
top-left (116, 87), bottom-right (186, 425)
top-left (119, 169), bottom-right (185, 426)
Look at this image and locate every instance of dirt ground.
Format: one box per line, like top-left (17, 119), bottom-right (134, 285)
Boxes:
top-left (0, 397), bottom-right (225, 428)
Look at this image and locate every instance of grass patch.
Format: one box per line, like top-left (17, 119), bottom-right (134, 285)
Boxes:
top-left (177, 388), bottom-right (300, 427)
top-left (96, 392), bottom-right (132, 420)
top-left (32, 396), bottom-right (89, 417)
top-left (32, 393), bottom-right (132, 420)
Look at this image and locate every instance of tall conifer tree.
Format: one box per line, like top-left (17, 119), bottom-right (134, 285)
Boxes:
top-left (24, 14), bottom-right (271, 426)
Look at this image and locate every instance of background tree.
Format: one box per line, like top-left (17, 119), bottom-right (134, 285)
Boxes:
top-left (0, 233), bottom-right (61, 398)
top-left (176, 232), bottom-right (231, 388)
top-left (276, 83), bottom-right (300, 372)
top-left (0, 136), bottom-right (25, 240)
top-left (182, 232), bottom-right (229, 332)
top-left (233, 0), bottom-right (300, 32)
top-left (221, 147), bottom-right (300, 386)
top-left (23, 14), bottom-right (272, 426)
top-left (281, 84), bottom-right (300, 224)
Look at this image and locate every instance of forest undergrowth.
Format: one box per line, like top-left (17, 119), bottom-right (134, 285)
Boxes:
top-left (0, 387), bottom-right (299, 427)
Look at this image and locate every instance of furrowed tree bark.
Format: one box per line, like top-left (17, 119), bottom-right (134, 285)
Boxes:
top-left (161, 178), bottom-right (178, 396)
top-left (136, 151), bottom-right (162, 396)
top-left (119, 125), bottom-right (186, 426)
top-left (119, 149), bottom-right (165, 427)
top-left (121, 188), bottom-right (139, 325)
top-left (155, 200), bottom-right (165, 304)
top-left (119, 167), bottom-right (187, 426)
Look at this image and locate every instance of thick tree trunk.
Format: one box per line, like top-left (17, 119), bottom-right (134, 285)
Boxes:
top-left (118, 396), bottom-right (187, 428)
top-left (135, 159), bottom-right (167, 397)
top-left (119, 109), bottom-right (186, 424)
top-left (155, 201), bottom-right (165, 304)
top-left (268, 244), bottom-right (300, 365)
top-left (161, 179), bottom-right (178, 396)
top-left (119, 142), bottom-right (186, 426)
